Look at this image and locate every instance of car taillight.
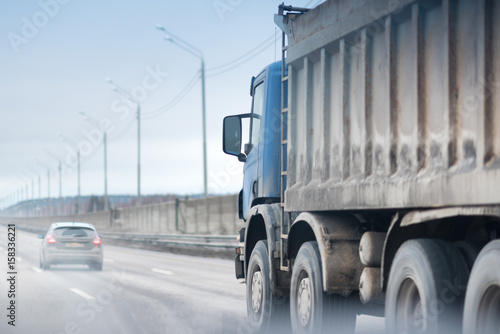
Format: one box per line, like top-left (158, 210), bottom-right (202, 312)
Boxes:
top-left (47, 235), bottom-right (56, 244)
top-left (93, 237), bottom-right (102, 245)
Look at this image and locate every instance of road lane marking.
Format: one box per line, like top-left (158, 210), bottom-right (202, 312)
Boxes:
top-left (103, 258), bottom-right (114, 263)
top-left (32, 267), bottom-right (42, 273)
top-left (151, 268), bottom-right (173, 276)
top-left (104, 248), bottom-right (233, 268)
top-left (70, 288), bottom-right (95, 300)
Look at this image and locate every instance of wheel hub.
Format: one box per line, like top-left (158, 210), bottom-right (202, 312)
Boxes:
top-left (397, 278), bottom-right (425, 334)
top-left (251, 271), bottom-right (263, 314)
top-left (477, 284), bottom-right (500, 333)
top-left (298, 277), bottom-right (312, 327)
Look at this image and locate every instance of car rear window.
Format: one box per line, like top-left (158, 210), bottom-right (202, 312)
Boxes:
top-left (53, 227), bottom-right (95, 238)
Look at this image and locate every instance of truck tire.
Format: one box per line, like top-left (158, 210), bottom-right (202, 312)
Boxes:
top-left (246, 240), bottom-right (289, 333)
top-left (463, 240), bottom-right (500, 334)
top-left (455, 241), bottom-right (485, 272)
top-left (290, 241), bottom-right (356, 334)
top-left (385, 239), bottom-right (469, 334)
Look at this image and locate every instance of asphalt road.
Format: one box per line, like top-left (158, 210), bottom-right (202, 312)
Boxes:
top-left (0, 228), bottom-right (385, 334)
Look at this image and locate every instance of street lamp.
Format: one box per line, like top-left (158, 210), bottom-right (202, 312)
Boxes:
top-left (156, 25), bottom-right (208, 198)
top-left (105, 78), bottom-right (142, 206)
top-left (43, 148), bottom-right (62, 215)
top-left (36, 160), bottom-right (51, 216)
top-left (54, 135), bottom-right (80, 214)
top-left (79, 111), bottom-right (109, 211)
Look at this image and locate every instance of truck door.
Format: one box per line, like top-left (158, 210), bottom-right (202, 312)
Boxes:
top-left (242, 78), bottom-right (265, 220)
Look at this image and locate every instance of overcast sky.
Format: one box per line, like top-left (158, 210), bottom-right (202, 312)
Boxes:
top-left (0, 0), bottom-right (323, 206)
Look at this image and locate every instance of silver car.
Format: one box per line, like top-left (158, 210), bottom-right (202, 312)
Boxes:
top-left (38, 222), bottom-right (103, 270)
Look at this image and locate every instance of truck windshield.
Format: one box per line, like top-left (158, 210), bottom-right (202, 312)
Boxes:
top-left (250, 82), bottom-right (265, 146)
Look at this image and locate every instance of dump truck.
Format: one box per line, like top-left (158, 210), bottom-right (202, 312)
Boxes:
top-left (222, 0), bottom-right (500, 333)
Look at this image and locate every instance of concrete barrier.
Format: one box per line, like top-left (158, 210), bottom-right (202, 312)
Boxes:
top-left (1, 194), bottom-right (241, 235)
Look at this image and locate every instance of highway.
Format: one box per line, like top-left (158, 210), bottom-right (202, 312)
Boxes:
top-left (0, 229), bottom-right (385, 334)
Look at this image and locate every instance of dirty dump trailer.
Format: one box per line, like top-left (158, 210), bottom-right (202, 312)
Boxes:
top-left (225, 1), bottom-right (500, 333)
top-left (282, 0), bottom-right (500, 212)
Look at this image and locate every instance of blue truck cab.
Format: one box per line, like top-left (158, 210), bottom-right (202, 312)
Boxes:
top-left (223, 61), bottom-right (282, 221)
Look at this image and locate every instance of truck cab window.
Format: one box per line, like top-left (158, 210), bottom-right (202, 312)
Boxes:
top-left (250, 82), bottom-right (265, 148)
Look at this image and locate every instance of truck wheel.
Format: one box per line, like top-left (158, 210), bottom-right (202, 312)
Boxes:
top-left (455, 241), bottom-right (485, 272)
top-left (463, 240), bottom-right (500, 334)
top-left (290, 241), bottom-right (356, 334)
top-left (247, 240), bottom-right (289, 333)
top-left (386, 239), bottom-right (469, 334)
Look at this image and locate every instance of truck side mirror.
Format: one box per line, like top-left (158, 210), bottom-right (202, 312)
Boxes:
top-left (223, 115), bottom-right (246, 162)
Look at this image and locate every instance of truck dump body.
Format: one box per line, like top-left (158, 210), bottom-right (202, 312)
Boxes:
top-left (283, 0), bottom-right (500, 212)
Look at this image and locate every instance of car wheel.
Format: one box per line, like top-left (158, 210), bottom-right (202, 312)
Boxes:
top-left (40, 253), bottom-right (50, 270)
top-left (385, 239), bottom-right (469, 334)
top-left (463, 240), bottom-right (500, 334)
top-left (290, 241), bottom-right (356, 334)
top-left (94, 261), bottom-right (103, 271)
top-left (246, 240), bottom-right (289, 333)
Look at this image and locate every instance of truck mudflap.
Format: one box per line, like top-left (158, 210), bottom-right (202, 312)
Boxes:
top-left (235, 255), bottom-right (244, 280)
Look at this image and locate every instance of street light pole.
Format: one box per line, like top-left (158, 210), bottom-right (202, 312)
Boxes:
top-left (105, 79), bottom-right (141, 206)
top-left (77, 150), bottom-right (81, 214)
top-left (156, 25), bottom-right (208, 198)
top-left (137, 104), bottom-right (141, 206)
top-left (58, 161), bottom-right (62, 215)
top-left (79, 111), bottom-right (109, 211)
top-left (47, 168), bottom-right (50, 215)
top-left (104, 132), bottom-right (108, 211)
top-left (200, 60), bottom-right (207, 198)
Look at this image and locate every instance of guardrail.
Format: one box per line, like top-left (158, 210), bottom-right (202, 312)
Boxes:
top-left (99, 232), bottom-right (238, 249)
top-left (1, 222), bottom-right (239, 259)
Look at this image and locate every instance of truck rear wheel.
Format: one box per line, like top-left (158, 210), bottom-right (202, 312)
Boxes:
top-left (463, 240), bottom-right (500, 334)
top-left (386, 239), bottom-right (469, 334)
top-left (290, 241), bottom-right (356, 334)
top-left (246, 240), bottom-right (289, 333)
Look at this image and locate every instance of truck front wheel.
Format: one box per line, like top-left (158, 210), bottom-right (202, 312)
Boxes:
top-left (386, 239), bottom-right (469, 334)
top-left (290, 241), bottom-right (356, 334)
top-left (463, 240), bottom-right (500, 334)
top-left (246, 240), bottom-right (289, 333)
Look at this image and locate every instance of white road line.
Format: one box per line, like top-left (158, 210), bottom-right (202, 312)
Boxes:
top-left (103, 258), bottom-right (114, 263)
top-left (151, 268), bottom-right (173, 276)
top-left (70, 288), bottom-right (95, 300)
top-left (32, 267), bottom-right (42, 273)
